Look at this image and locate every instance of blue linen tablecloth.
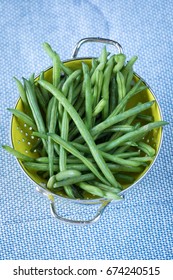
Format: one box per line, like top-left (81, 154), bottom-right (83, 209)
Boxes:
top-left (0, 0), bottom-right (172, 260)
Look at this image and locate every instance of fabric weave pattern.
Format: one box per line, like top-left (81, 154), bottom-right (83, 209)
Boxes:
top-left (0, 0), bottom-right (172, 260)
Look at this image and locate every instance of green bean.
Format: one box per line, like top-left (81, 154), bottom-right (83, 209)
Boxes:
top-left (90, 58), bottom-right (98, 76)
top-left (47, 133), bottom-right (111, 186)
top-left (48, 105), bottom-right (58, 166)
top-left (24, 79), bottom-right (47, 152)
top-left (65, 163), bottom-right (144, 173)
top-left (110, 110), bottom-right (140, 143)
top-left (97, 45), bottom-right (108, 70)
top-left (101, 151), bottom-right (144, 167)
top-left (2, 145), bottom-right (36, 162)
top-left (24, 161), bottom-right (138, 175)
top-left (35, 86), bottom-right (47, 114)
top-left (123, 56), bottom-right (138, 73)
top-left (104, 125), bottom-right (135, 133)
top-left (92, 70), bottom-right (104, 109)
top-left (71, 142), bottom-right (144, 167)
top-left (109, 79), bottom-right (147, 117)
top-left (55, 78), bottom-right (66, 133)
top-left (54, 143), bottom-right (60, 156)
top-left (92, 70), bottom-right (104, 112)
top-left (125, 67), bottom-right (134, 93)
top-left (32, 131), bottom-right (47, 140)
top-left (46, 97), bottom-right (54, 130)
top-left (67, 157), bottom-right (85, 164)
top-left (72, 82), bottom-right (83, 104)
top-left (82, 63), bottom-right (92, 129)
top-left (101, 56), bottom-right (114, 119)
top-left (129, 156), bottom-right (153, 162)
top-left (13, 77), bottom-right (29, 110)
top-left (91, 181), bottom-right (121, 194)
top-left (116, 71), bottom-right (126, 104)
top-left (109, 75), bottom-right (118, 114)
top-left (55, 169), bottom-right (81, 181)
top-left (121, 56), bottom-right (138, 89)
top-left (73, 72), bottom-right (82, 88)
top-left (7, 108), bottom-right (37, 131)
top-left (108, 112), bottom-right (139, 142)
top-left (134, 122), bottom-right (141, 129)
top-left (23, 162), bottom-right (59, 171)
top-left (137, 114), bottom-right (154, 122)
top-left (115, 173), bottom-right (135, 183)
top-left (123, 141), bottom-right (138, 147)
top-left (33, 132), bottom-right (75, 162)
top-left (14, 77), bottom-right (33, 118)
top-left (58, 69), bottom-right (81, 124)
top-left (97, 70), bottom-right (104, 103)
top-left (69, 97), bottom-right (86, 139)
top-left (137, 141), bottom-right (156, 156)
top-left (36, 156), bottom-right (58, 163)
top-left (122, 57), bottom-right (138, 94)
top-left (29, 73), bottom-right (35, 85)
top-left (62, 69), bottom-right (81, 97)
top-left (68, 126), bottom-right (81, 142)
top-left (53, 55), bottom-right (61, 88)
top-left (48, 97), bottom-right (58, 177)
top-left (91, 101), bottom-right (155, 138)
top-left (59, 104), bottom-right (69, 172)
top-left (53, 173), bottom-right (95, 188)
top-left (77, 103), bottom-right (86, 121)
top-left (43, 43), bottom-right (60, 79)
top-left (107, 164), bottom-right (144, 173)
top-left (78, 182), bottom-right (106, 198)
top-left (113, 53), bottom-right (126, 73)
top-left (71, 142), bottom-right (89, 153)
top-left (60, 63), bottom-right (73, 76)
top-left (98, 121), bottom-right (168, 152)
top-left (39, 71), bottom-right (50, 103)
top-left (65, 164), bottom-right (93, 172)
top-left (91, 46), bottom-right (107, 84)
top-left (36, 156), bottom-right (83, 164)
top-left (47, 175), bottom-right (56, 189)
top-left (77, 182), bottom-right (122, 200)
top-left (115, 151), bottom-right (140, 158)
top-left (73, 94), bottom-right (85, 114)
top-left (39, 80), bottom-right (120, 188)
top-left (93, 99), bottom-right (106, 117)
top-left (113, 144), bottom-right (135, 155)
top-left (43, 44), bottom-right (62, 177)
top-left (74, 101), bottom-right (154, 144)
top-left (60, 84), bottom-right (75, 197)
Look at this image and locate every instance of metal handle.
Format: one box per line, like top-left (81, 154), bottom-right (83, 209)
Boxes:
top-left (72, 37), bottom-right (123, 58)
top-left (36, 186), bottom-right (110, 225)
top-left (50, 199), bottom-right (110, 226)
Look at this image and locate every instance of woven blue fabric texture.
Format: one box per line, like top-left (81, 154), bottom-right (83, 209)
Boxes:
top-left (0, 0), bottom-right (172, 260)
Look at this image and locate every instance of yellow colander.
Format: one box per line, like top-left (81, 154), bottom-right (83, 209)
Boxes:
top-left (11, 38), bottom-right (163, 225)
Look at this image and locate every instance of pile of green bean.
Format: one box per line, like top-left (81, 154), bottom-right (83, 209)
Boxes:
top-left (3, 43), bottom-right (168, 200)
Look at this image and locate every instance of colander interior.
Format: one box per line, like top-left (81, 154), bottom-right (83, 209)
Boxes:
top-left (11, 58), bottom-right (163, 199)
